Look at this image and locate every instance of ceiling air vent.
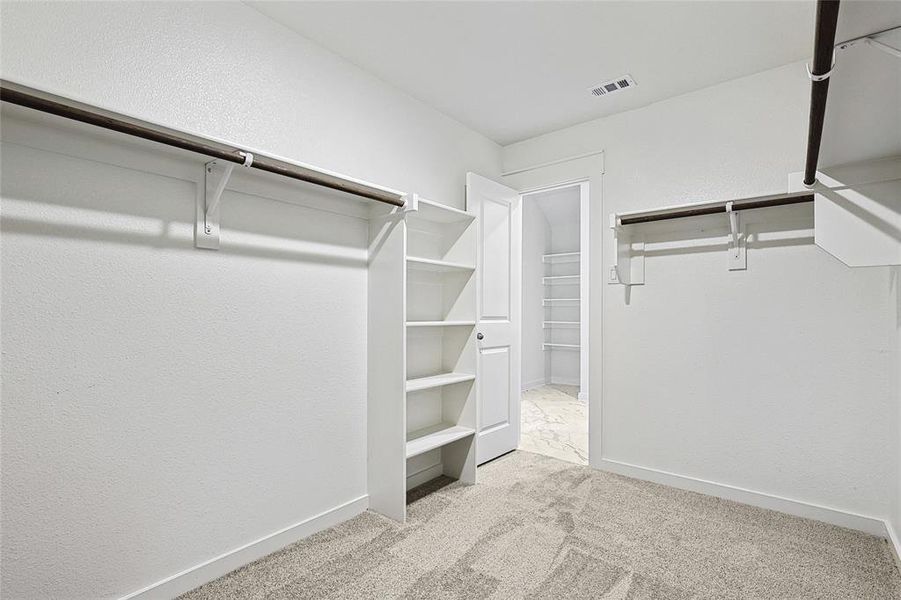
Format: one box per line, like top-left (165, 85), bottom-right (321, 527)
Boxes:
top-left (589, 75), bottom-right (637, 97)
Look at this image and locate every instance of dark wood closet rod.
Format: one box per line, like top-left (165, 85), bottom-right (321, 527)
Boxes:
top-left (0, 80), bottom-right (406, 207)
top-left (617, 191), bottom-right (814, 225)
top-left (803, 0), bottom-right (841, 186)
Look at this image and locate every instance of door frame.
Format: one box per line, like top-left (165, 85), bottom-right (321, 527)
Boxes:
top-left (502, 151), bottom-right (604, 470)
top-left (519, 180), bottom-right (590, 402)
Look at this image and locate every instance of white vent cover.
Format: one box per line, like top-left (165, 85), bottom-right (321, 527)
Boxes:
top-left (589, 75), bottom-right (637, 97)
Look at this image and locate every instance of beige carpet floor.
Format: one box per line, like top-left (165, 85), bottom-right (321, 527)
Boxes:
top-left (181, 451), bottom-right (901, 599)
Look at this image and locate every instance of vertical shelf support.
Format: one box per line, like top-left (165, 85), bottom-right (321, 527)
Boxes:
top-left (608, 213), bottom-right (644, 285)
top-left (726, 202), bottom-right (746, 271)
top-left (195, 153), bottom-right (253, 250)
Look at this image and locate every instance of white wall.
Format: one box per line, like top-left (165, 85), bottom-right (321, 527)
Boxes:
top-left (0, 2), bottom-right (500, 599)
top-left (504, 60), bottom-right (899, 532)
top-left (521, 201), bottom-right (549, 390)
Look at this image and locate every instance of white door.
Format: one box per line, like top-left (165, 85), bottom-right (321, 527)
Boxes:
top-left (466, 173), bottom-right (521, 464)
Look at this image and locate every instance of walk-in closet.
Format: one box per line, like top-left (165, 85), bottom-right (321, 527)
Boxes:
top-left (520, 183), bottom-right (589, 465)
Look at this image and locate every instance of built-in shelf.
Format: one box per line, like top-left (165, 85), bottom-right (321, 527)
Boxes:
top-left (406, 424), bottom-right (476, 459)
top-left (543, 321), bottom-right (580, 328)
top-left (406, 372), bottom-right (476, 392)
top-left (543, 343), bottom-right (581, 350)
top-left (543, 298), bottom-right (580, 305)
top-left (542, 251), bottom-right (580, 263)
top-left (543, 275), bottom-right (580, 284)
top-left (406, 320), bottom-right (476, 328)
top-left (407, 256), bottom-right (475, 273)
top-left (411, 197), bottom-right (476, 224)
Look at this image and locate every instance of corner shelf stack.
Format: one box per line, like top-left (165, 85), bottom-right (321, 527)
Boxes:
top-left (367, 195), bottom-right (478, 522)
top-left (542, 252), bottom-right (581, 352)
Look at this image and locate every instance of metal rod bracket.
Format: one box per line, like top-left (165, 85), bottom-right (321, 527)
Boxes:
top-left (806, 52), bottom-right (836, 81)
top-left (195, 159), bottom-right (236, 250)
top-left (725, 202), bottom-right (746, 271)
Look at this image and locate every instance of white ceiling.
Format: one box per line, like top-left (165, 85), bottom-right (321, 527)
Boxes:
top-left (249, 1), bottom-right (821, 145)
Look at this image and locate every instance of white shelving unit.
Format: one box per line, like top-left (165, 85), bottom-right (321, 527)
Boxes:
top-left (368, 194), bottom-right (478, 522)
top-left (406, 372), bottom-right (476, 392)
top-left (543, 251), bottom-right (581, 354)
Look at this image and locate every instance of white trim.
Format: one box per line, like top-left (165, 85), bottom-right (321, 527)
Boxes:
top-left (119, 495), bottom-right (369, 600)
top-left (502, 150), bottom-right (605, 176)
top-left (406, 462), bottom-right (444, 490)
top-left (578, 181), bottom-right (590, 403)
top-left (518, 177), bottom-right (590, 196)
top-left (599, 458), bottom-right (886, 536)
top-left (886, 520), bottom-right (901, 576)
top-left (549, 376), bottom-right (580, 387)
top-left (521, 378), bottom-right (548, 392)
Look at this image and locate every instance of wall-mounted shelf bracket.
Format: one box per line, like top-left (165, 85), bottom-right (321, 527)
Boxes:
top-left (403, 192), bottom-right (419, 214)
top-left (725, 202), bottom-right (746, 271)
top-left (195, 153), bottom-right (253, 250)
top-left (835, 26), bottom-right (901, 60)
top-left (608, 213), bottom-right (645, 286)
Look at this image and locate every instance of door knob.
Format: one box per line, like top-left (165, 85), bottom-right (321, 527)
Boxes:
top-left (477, 332), bottom-right (484, 340)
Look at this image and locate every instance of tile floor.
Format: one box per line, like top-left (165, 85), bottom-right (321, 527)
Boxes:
top-left (520, 384), bottom-right (588, 465)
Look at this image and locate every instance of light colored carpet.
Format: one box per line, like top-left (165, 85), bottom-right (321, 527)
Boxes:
top-left (521, 385), bottom-right (588, 465)
top-left (181, 451), bottom-right (901, 599)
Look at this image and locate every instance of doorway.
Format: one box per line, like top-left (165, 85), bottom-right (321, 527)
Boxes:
top-left (519, 181), bottom-right (589, 465)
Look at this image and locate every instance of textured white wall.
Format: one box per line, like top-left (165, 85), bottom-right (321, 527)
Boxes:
top-left (0, 1), bottom-right (499, 210)
top-left (0, 2), bottom-right (500, 598)
top-left (521, 201), bottom-right (548, 390)
top-left (504, 61), bottom-right (899, 527)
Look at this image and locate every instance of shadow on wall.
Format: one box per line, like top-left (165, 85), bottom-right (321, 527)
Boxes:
top-left (811, 159), bottom-right (901, 268)
top-left (0, 106), bottom-right (370, 268)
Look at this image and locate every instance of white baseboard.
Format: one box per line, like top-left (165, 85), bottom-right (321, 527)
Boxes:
top-left (521, 378), bottom-right (547, 392)
top-left (120, 495), bottom-right (369, 600)
top-left (406, 462), bottom-right (443, 490)
top-left (886, 520), bottom-right (901, 576)
top-left (598, 458), bottom-right (886, 536)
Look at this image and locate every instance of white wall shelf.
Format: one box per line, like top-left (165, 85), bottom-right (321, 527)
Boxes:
top-left (406, 320), bottom-right (476, 327)
top-left (543, 275), bottom-right (580, 284)
top-left (543, 343), bottom-right (581, 350)
top-left (543, 321), bottom-right (580, 328)
top-left (542, 251), bottom-right (580, 263)
top-left (406, 372), bottom-right (476, 392)
top-left (410, 196), bottom-right (476, 224)
top-left (407, 256), bottom-right (475, 273)
top-left (406, 424), bottom-right (476, 459)
top-left (542, 298), bottom-right (580, 305)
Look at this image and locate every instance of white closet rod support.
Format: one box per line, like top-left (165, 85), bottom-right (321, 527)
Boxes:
top-left (834, 24), bottom-right (901, 57)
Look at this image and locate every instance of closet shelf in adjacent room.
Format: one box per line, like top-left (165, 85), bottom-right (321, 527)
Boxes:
top-left (406, 256), bottom-right (475, 272)
top-left (406, 320), bottom-right (476, 328)
top-left (542, 251), bottom-right (580, 263)
top-left (406, 424), bottom-right (476, 459)
top-left (406, 372), bottom-right (476, 393)
top-left (543, 275), bottom-right (580, 284)
top-left (543, 343), bottom-right (580, 350)
top-left (542, 298), bottom-right (580, 305)
top-left (543, 321), bottom-right (580, 328)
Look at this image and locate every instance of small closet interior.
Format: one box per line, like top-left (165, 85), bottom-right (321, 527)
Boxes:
top-left (522, 185), bottom-right (584, 395)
